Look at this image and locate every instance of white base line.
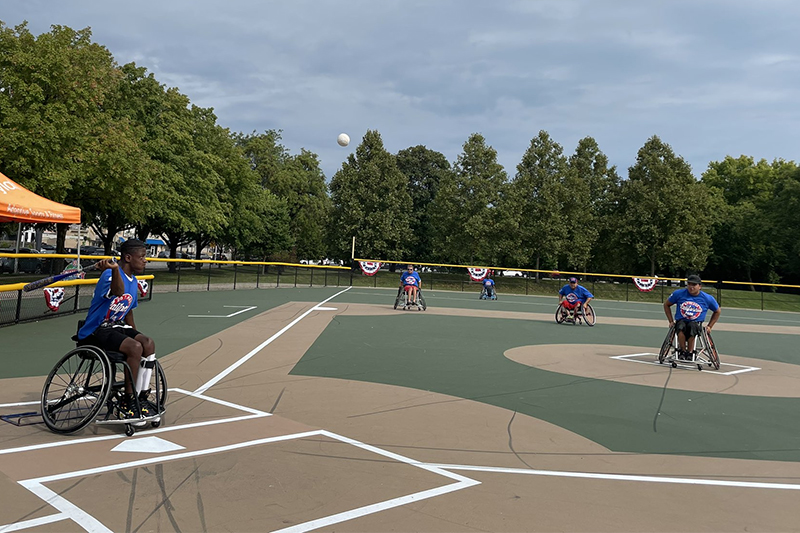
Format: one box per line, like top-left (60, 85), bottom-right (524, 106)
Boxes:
top-left (194, 287), bottom-right (352, 395)
top-left (610, 353), bottom-right (761, 375)
top-left (0, 513), bottom-right (68, 533)
top-left (0, 389), bottom-right (268, 456)
top-left (188, 305), bottom-right (257, 318)
top-left (0, 401), bottom-right (40, 408)
top-left (428, 463), bottom-right (800, 491)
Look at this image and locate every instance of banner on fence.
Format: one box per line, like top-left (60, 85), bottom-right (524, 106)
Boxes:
top-left (43, 287), bottom-right (66, 311)
top-left (137, 279), bottom-right (149, 297)
top-left (468, 268), bottom-right (489, 281)
top-left (633, 277), bottom-right (658, 292)
top-left (359, 261), bottom-right (382, 276)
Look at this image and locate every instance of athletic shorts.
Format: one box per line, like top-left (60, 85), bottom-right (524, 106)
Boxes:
top-left (80, 324), bottom-right (141, 352)
top-left (675, 319), bottom-right (703, 338)
top-left (403, 285), bottom-right (416, 292)
top-left (561, 300), bottom-right (579, 310)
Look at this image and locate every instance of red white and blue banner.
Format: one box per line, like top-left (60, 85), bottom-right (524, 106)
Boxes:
top-left (632, 277), bottom-right (658, 292)
top-left (43, 287), bottom-right (66, 312)
top-left (358, 261), bottom-right (382, 276)
top-left (468, 268), bottom-right (489, 281)
top-left (137, 279), bottom-right (149, 297)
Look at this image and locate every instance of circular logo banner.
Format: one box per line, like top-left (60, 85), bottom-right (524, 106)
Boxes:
top-left (633, 277), bottom-right (658, 292)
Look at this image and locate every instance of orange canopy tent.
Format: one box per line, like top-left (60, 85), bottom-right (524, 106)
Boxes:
top-left (0, 171), bottom-right (81, 224)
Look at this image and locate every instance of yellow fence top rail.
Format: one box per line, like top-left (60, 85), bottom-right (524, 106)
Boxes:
top-left (0, 274), bottom-right (155, 294)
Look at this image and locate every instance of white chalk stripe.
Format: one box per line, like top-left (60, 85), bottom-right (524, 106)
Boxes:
top-left (429, 463), bottom-right (800, 491)
top-left (271, 479), bottom-right (478, 533)
top-left (0, 513), bottom-right (68, 533)
top-left (19, 482), bottom-right (111, 533)
top-left (171, 388), bottom-right (269, 416)
top-left (194, 287), bottom-right (351, 395)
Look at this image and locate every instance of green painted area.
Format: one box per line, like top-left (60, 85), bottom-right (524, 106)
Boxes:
top-left (291, 312), bottom-right (800, 462)
top-left (0, 287), bottom-right (345, 379)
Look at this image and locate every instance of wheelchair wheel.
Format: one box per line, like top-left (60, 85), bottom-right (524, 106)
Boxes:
top-left (658, 326), bottom-right (676, 364)
top-left (394, 287), bottom-right (404, 310)
top-left (581, 304), bottom-right (596, 326)
top-left (41, 346), bottom-right (112, 434)
top-left (480, 288), bottom-right (486, 300)
top-left (700, 329), bottom-right (720, 370)
top-left (555, 304), bottom-right (567, 324)
top-left (144, 362), bottom-right (168, 427)
top-left (418, 293), bottom-right (427, 311)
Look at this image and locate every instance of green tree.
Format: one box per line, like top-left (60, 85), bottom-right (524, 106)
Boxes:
top-left (509, 130), bottom-right (569, 273)
top-left (615, 136), bottom-right (718, 276)
top-left (429, 133), bottom-right (508, 265)
top-left (238, 131), bottom-right (329, 261)
top-left (568, 137), bottom-right (620, 272)
top-left (396, 145), bottom-right (452, 262)
top-left (329, 130), bottom-right (411, 261)
top-left (0, 22), bottom-right (128, 250)
top-left (701, 156), bottom-right (783, 283)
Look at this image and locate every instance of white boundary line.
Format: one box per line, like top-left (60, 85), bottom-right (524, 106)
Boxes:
top-left (0, 389), bottom-right (268, 456)
top-left (194, 287), bottom-right (351, 395)
top-left (0, 401), bottom-right (39, 408)
top-left (0, 513), bottom-right (68, 533)
top-left (428, 463), bottom-right (800, 491)
top-left (610, 353), bottom-right (761, 375)
top-left (188, 305), bottom-right (257, 318)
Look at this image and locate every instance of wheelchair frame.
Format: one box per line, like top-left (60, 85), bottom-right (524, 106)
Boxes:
top-left (394, 286), bottom-right (427, 311)
top-left (555, 302), bottom-right (596, 326)
top-left (658, 323), bottom-right (720, 371)
top-left (479, 285), bottom-right (497, 300)
top-left (41, 324), bottom-right (168, 437)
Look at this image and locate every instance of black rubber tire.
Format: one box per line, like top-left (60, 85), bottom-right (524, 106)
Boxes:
top-left (582, 304), bottom-right (597, 326)
top-left (555, 304), bottom-right (567, 324)
top-left (418, 294), bottom-right (427, 311)
top-left (41, 346), bottom-right (111, 434)
top-left (125, 424), bottom-right (135, 437)
top-left (658, 326), bottom-right (676, 364)
top-left (703, 329), bottom-right (721, 370)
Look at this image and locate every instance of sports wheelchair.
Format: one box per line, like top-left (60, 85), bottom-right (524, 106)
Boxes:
top-left (40, 321), bottom-right (167, 437)
top-left (394, 286), bottom-right (427, 311)
top-left (555, 301), bottom-right (596, 326)
top-left (479, 285), bottom-right (497, 300)
top-left (658, 323), bottom-right (720, 371)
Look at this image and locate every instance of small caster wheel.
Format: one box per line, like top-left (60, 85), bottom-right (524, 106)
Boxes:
top-left (125, 424), bottom-right (135, 437)
top-left (697, 365), bottom-right (703, 371)
top-left (671, 362), bottom-right (677, 368)
top-left (151, 420), bottom-right (161, 428)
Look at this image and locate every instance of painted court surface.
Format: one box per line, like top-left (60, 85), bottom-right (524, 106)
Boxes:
top-left (1, 286), bottom-right (800, 532)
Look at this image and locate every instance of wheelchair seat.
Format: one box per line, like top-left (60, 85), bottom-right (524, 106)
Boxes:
top-left (73, 320), bottom-right (127, 363)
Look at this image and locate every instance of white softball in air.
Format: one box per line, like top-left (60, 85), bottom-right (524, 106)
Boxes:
top-left (337, 133), bottom-right (350, 147)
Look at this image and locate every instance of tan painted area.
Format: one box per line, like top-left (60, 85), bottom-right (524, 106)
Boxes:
top-left (1, 300), bottom-right (799, 532)
top-left (505, 343), bottom-right (800, 397)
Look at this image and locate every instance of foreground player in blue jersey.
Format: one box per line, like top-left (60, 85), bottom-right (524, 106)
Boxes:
top-left (77, 239), bottom-right (155, 419)
top-left (558, 277), bottom-right (594, 318)
top-left (664, 274), bottom-right (721, 360)
top-left (400, 264), bottom-right (422, 306)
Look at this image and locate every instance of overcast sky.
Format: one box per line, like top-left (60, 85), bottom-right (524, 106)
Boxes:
top-left (3, 0), bottom-right (799, 180)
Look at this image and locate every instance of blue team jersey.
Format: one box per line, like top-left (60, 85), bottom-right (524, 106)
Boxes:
top-left (400, 271), bottom-right (421, 287)
top-left (483, 278), bottom-right (495, 287)
top-left (559, 284), bottom-right (593, 304)
top-left (667, 289), bottom-right (719, 322)
top-left (78, 269), bottom-right (139, 339)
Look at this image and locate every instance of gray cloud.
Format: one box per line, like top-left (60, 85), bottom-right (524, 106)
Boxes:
top-left (3, 0), bottom-right (799, 179)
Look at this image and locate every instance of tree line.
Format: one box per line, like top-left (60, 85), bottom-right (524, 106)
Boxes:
top-left (2, 22), bottom-right (799, 284)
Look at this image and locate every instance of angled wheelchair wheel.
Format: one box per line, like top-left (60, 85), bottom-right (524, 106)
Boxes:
top-left (581, 304), bottom-right (596, 326)
top-left (41, 346), bottom-right (112, 434)
top-left (394, 287), bottom-right (403, 310)
top-left (418, 293), bottom-right (427, 311)
top-left (658, 326), bottom-right (676, 364)
top-left (555, 304), bottom-right (567, 324)
top-left (699, 329), bottom-right (720, 370)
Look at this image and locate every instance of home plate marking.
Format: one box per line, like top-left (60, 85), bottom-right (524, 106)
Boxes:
top-left (610, 353), bottom-right (760, 375)
top-left (112, 436), bottom-right (186, 453)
